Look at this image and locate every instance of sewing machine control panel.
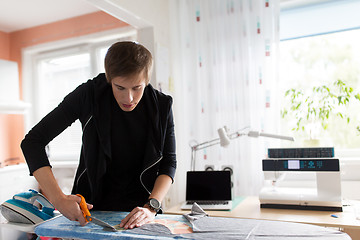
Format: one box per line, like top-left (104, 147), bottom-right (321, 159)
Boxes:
top-left (262, 158), bottom-right (339, 172)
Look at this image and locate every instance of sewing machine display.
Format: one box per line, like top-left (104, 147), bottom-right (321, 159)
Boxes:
top-left (259, 158), bottom-right (342, 211)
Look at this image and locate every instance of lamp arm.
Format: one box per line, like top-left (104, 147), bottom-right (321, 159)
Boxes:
top-left (190, 132), bottom-right (247, 171)
top-left (192, 138), bottom-right (221, 151)
top-left (259, 132), bottom-right (295, 141)
top-left (189, 127), bottom-right (293, 171)
top-left (228, 131), bottom-right (247, 140)
top-left (190, 137), bottom-right (220, 171)
top-left (191, 131), bottom-right (247, 152)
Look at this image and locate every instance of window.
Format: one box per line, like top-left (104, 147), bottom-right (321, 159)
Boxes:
top-left (36, 49), bottom-right (92, 160)
top-left (278, 0), bottom-right (360, 152)
top-left (279, 29), bottom-right (360, 148)
top-left (24, 30), bottom-right (136, 161)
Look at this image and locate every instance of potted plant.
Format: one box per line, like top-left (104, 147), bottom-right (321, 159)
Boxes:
top-left (281, 79), bottom-right (360, 146)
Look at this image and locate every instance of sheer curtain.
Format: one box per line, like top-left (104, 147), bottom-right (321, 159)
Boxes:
top-left (170, 0), bottom-right (280, 204)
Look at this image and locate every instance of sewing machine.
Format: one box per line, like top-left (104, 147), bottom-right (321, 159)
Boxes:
top-left (259, 158), bottom-right (343, 212)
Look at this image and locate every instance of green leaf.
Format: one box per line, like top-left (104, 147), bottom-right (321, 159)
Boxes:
top-left (281, 110), bottom-right (287, 118)
top-left (337, 96), bottom-right (342, 104)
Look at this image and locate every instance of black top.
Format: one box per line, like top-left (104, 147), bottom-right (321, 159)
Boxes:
top-left (21, 74), bottom-right (177, 207)
top-left (97, 95), bottom-right (149, 211)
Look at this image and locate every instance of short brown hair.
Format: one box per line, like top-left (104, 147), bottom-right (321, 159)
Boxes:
top-left (104, 41), bottom-right (153, 84)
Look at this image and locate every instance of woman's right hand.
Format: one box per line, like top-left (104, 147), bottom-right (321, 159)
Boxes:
top-left (33, 167), bottom-right (93, 226)
top-left (52, 194), bottom-right (93, 226)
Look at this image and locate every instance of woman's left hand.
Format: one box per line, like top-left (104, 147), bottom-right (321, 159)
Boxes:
top-left (119, 206), bottom-right (156, 229)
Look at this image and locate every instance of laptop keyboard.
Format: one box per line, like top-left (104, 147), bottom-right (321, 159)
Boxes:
top-left (186, 200), bottom-right (229, 205)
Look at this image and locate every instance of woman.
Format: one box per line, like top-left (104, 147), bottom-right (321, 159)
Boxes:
top-left (21, 41), bottom-right (176, 229)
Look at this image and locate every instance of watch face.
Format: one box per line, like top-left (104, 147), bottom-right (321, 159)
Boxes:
top-left (150, 198), bottom-right (161, 209)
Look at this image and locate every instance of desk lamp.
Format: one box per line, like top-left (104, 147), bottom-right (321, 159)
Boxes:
top-left (190, 126), bottom-right (294, 171)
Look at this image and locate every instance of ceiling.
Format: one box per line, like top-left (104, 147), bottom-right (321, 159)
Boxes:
top-left (0, 0), bottom-right (99, 33)
top-left (0, 0), bottom-right (338, 33)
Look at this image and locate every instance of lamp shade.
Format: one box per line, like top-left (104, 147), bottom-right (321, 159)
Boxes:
top-left (218, 127), bottom-right (231, 147)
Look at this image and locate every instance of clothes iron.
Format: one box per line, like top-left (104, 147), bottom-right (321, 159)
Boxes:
top-left (0, 189), bottom-right (55, 224)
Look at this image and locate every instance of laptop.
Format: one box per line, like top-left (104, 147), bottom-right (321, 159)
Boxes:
top-left (181, 171), bottom-right (232, 210)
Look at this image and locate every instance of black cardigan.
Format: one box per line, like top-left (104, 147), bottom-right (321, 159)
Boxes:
top-left (21, 73), bottom-right (176, 206)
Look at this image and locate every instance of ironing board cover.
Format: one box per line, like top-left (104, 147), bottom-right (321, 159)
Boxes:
top-left (35, 211), bottom-right (351, 240)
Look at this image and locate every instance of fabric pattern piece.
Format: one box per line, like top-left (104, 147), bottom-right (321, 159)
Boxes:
top-left (114, 219), bottom-right (193, 234)
top-left (152, 219), bottom-right (193, 234)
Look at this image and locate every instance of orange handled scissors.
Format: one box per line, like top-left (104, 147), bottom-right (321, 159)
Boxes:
top-left (76, 194), bottom-right (116, 231)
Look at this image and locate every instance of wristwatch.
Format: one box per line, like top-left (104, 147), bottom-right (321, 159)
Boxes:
top-left (146, 198), bottom-right (162, 214)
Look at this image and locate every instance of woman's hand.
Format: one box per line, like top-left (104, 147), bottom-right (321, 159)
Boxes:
top-left (119, 206), bottom-right (156, 229)
top-left (52, 194), bottom-right (93, 226)
top-left (32, 167), bottom-right (93, 226)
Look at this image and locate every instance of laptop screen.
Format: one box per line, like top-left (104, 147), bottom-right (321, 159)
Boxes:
top-left (186, 171), bottom-right (232, 201)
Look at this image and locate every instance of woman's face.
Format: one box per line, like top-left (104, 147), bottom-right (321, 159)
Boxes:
top-left (111, 73), bottom-right (147, 112)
